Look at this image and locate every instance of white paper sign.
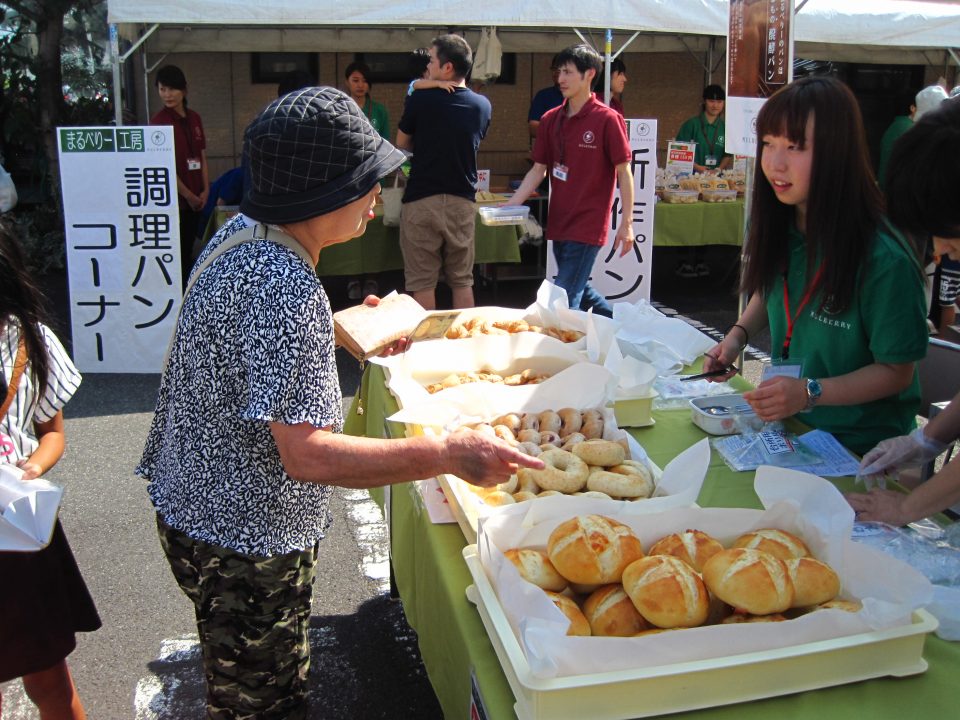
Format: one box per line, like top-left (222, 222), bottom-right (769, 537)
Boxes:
top-left (475, 168), bottom-right (491, 192)
top-left (58, 126), bottom-right (182, 373)
top-left (725, 97), bottom-right (768, 157)
top-left (546, 118), bottom-right (657, 306)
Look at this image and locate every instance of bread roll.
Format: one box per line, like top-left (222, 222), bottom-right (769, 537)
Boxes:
top-left (721, 612), bottom-right (787, 623)
top-left (582, 584), bottom-right (649, 636)
top-left (786, 557), bottom-right (840, 608)
top-left (571, 439), bottom-right (625, 467)
top-left (648, 529), bottom-right (724, 573)
top-left (702, 548), bottom-right (795, 615)
top-left (483, 490), bottom-right (516, 507)
top-left (512, 491), bottom-right (537, 503)
top-left (544, 590), bottom-right (591, 636)
top-left (547, 515), bottom-right (644, 584)
top-left (622, 555), bottom-right (710, 628)
top-left (732, 528), bottom-right (810, 561)
top-left (504, 548), bottom-right (568, 592)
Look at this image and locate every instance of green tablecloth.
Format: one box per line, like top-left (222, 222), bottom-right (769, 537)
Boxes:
top-left (653, 200), bottom-right (745, 247)
top-left (344, 364), bottom-right (957, 719)
top-left (205, 205), bottom-right (521, 276)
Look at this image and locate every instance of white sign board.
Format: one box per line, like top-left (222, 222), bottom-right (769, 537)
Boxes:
top-left (475, 169), bottom-right (491, 192)
top-left (665, 140), bottom-right (696, 176)
top-left (547, 118), bottom-right (657, 305)
top-left (58, 126), bottom-right (182, 373)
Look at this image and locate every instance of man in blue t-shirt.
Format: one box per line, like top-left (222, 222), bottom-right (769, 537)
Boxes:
top-left (528, 54), bottom-right (563, 141)
top-left (396, 34), bottom-right (492, 310)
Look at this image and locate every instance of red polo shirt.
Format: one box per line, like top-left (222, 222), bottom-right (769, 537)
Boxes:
top-left (150, 106), bottom-right (206, 198)
top-left (532, 94), bottom-right (631, 246)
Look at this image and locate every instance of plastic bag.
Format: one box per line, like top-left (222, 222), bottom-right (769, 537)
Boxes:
top-left (712, 423), bottom-right (822, 472)
top-left (381, 172), bottom-right (403, 227)
top-left (0, 163), bottom-right (17, 213)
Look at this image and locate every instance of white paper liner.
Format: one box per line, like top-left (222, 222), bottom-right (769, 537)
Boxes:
top-left (476, 467), bottom-right (933, 679)
top-left (612, 299), bottom-right (716, 373)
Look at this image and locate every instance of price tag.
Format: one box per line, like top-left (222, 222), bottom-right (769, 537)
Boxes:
top-left (759, 430), bottom-right (794, 455)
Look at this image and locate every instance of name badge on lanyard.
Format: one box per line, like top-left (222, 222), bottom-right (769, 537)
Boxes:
top-left (187, 157), bottom-right (202, 171)
top-left (552, 163), bottom-right (569, 182)
top-left (705, 155), bottom-right (718, 168)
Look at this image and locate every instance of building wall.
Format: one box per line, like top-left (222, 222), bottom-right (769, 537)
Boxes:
top-left (142, 50), bottom-right (711, 188)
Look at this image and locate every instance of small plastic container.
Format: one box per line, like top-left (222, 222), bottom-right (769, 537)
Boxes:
top-left (701, 189), bottom-right (738, 203)
top-left (614, 390), bottom-right (658, 427)
top-left (690, 393), bottom-right (761, 435)
top-left (479, 205), bottom-right (531, 225)
top-left (661, 189), bottom-right (700, 204)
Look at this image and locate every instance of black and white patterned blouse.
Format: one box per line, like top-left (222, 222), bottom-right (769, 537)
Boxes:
top-left (1, 320), bottom-right (81, 462)
top-left (136, 214), bottom-right (343, 556)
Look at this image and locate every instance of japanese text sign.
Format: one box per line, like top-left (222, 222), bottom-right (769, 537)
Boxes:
top-left (58, 126), bottom-right (181, 373)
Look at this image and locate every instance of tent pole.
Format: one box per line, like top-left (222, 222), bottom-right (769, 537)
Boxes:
top-left (604, 29), bottom-right (612, 105)
top-left (110, 24), bottom-right (122, 126)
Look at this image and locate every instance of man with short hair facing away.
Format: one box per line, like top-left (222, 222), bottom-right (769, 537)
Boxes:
top-left (509, 44), bottom-right (635, 318)
top-left (395, 34), bottom-right (492, 310)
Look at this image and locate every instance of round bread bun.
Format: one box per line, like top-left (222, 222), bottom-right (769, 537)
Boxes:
top-left (539, 430), bottom-right (562, 447)
top-left (538, 410), bottom-right (562, 434)
top-left (816, 599), bottom-right (862, 613)
top-left (547, 514), bottom-right (644, 584)
top-left (571, 439), bottom-right (626, 467)
top-left (721, 612), bottom-right (787, 624)
top-left (587, 462), bottom-right (654, 499)
top-left (497, 474), bottom-right (519, 494)
top-left (544, 591), bottom-right (591, 636)
top-left (648, 529), bottom-right (724, 573)
top-left (560, 432), bottom-right (587, 450)
top-left (483, 490), bottom-right (516, 507)
top-left (580, 410), bottom-right (604, 439)
top-left (702, 548), bottom-right (795, 615)
top-left (786, 557), bottom-right (840, 608)
top-left (558, 407), bottom-right (582, 436)
top-left (622, 555), bottom-right (710, 628)
top-left (732, 528), bottom-right (810, 561)
top-left (520, 413), bottom-right (540, 431)
top-left (491, 413), bottom-right (521, 435)
top-left (519, 448), bottom-right (589, 493)
top-left (517, 441), bottom-right (542, 457)
top-left (504, 548), bottom-right (568, 591)
top-left (493, 424), bottom-right (518, 445)
top-left (517, 429), bottom-right (542, 445)
top-left (512, 491), bottom-right (538, 503)
top-left (582, 584), bottom-right (649, 636)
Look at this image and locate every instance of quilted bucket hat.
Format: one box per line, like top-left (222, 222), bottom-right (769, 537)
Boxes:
top-left (241, 87), bottom-right (406, 224)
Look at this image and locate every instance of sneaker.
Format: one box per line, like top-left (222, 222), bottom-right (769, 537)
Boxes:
top-left (695, 262), bottom-right (711, 277)
top-left (347, 280), bottom-right (361, 300)
top-left (675, 262), bottom-right (698, 279)
top-left (362, 279), bottom-right (379, 297)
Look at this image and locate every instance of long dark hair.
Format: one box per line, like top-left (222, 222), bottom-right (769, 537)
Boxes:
top-left (0, 220), bottom-right (50, 399)
top-left (740, 76), bottom-right (891, 314)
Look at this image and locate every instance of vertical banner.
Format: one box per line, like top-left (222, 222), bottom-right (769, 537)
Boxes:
top-left (547, 118), bottom-right (658, 305)
top-left (58, 126), bottom-right (181, 373)
top-left (726, 0), bottom-right (794, 156)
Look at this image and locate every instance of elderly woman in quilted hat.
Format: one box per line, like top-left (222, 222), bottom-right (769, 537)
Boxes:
top-left (135, 87), bottom-right (542, 720)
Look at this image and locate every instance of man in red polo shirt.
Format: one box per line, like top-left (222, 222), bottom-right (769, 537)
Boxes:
top-left (509, 44), bottom-right (634, 317)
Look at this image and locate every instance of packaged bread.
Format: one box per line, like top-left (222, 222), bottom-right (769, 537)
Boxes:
top-left (544, 591), bottom-right (591, 636)
top-left (547, 515), bottom-right (644, 585)
top-left (648, 529), bottom-right (724, 573)
top-left (701, 547), bottom-right (795, 615)
top-left (732, 528), bottom-right (810, 561)
top-left (622, 555), bottom-right (710, 628)
top-left (504, 548), bottom-right (569, 592)
top-left (582, 584), bottom-right (649, 637)
top-left (786, 557), bottom-right (841, 608)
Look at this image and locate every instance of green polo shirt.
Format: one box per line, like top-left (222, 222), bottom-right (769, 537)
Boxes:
top-left (766, 222), bottom-right (927, 455)
top-left (876, 115), bottom-right (913, 190)
top-left (676, 113), bottom-right (729, 168)
top-left (362, 97), bottom-right (390, 139)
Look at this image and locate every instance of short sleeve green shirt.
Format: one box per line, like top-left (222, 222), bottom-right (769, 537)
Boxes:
top-left (765, 222), bottom-right (928, 455)
top-left (676, 113), bottom-right (729, 168)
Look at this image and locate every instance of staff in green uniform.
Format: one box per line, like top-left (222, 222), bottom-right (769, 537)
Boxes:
top-left (702, 76), bottom-right (928, 456)
top-left (676, 84), bottom-right (733, 173)
top-left (876, 88), bottom-right (917, 190)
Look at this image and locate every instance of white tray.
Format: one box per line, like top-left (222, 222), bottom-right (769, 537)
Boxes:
top-left (464, 545), bottom-right (935, 720)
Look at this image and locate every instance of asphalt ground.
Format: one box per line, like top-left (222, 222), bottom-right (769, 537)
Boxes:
top-left (1, 243), bottom-right (765, 719)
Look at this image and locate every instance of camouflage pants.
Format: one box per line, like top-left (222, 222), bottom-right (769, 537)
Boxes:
top-left (156, 515), bottom-right (318, 720)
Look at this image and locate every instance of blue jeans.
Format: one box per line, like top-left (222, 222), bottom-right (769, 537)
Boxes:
top-left (552, 240), bottom-right (613, 317)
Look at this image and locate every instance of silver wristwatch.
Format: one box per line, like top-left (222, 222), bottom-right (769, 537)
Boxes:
top-left (803, 378), bottom-right (822, 411)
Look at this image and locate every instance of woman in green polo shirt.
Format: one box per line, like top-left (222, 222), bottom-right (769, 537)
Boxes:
top-left (703, 76), bottom-right (928, 456)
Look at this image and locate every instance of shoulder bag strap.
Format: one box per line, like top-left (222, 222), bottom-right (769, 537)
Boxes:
top-left (162, 223), bottom-right (315, 371)
top-left (1, 339), bottom-right (27, 420)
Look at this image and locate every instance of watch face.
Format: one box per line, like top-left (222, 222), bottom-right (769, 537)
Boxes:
top-left (808, 378), bottom-right (822, 398)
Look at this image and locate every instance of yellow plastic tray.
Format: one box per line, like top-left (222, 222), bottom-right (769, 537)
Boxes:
top-left (463, 545), bottom-right (936, 720)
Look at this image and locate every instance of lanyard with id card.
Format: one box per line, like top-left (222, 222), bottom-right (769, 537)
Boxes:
top-left (761, 360), bottom-right (804, 383)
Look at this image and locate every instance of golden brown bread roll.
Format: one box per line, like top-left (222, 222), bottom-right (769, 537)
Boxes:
top-left (648, 529), bottom-right (724, 573)
top-left (701, 548), bottom-right (795, 615)
top-left (732, 528), bottom-right (810, 561)
top-left (491, 413), bottom-right (521, 435)
top-left (786, 557), bottom-right (840, 608)
top-left (622, 555), bottom-right (710, 628)
top-left (504, 548), bottom-right (569, 592)
top-left (538, 410), bottom-right (562, 434)
top-left (520, 448), bottom-right (589, 493)
top-left (571, 439), bottom-right (625, 467)
top-left (483, 490), bottom-right (516, 507)
top-left (547, 514), bottom-right (644, 584)
top-left (580, 410), bottom-right (604, 439)
top-left (557, 407), bottom-right (582, 437)
top-left (582, 584), bottom-right (649, 636)
top-left (544, 591), bottom-right (591, 636)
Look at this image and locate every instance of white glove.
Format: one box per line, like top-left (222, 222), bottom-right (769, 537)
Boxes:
top-left (858, 427), bottom-right (949, 476)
